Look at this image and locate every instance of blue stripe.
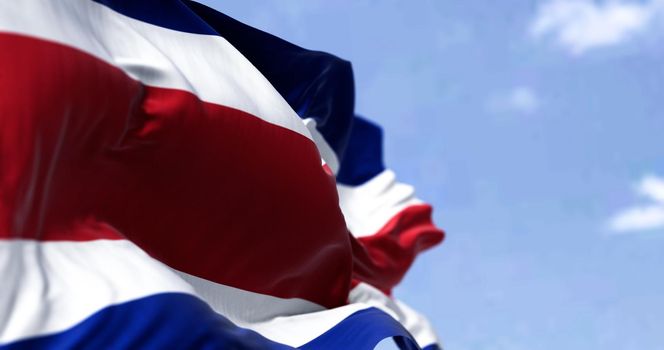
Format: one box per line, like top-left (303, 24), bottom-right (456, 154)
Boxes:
top-left (300, 307), bottom-right (420, 350)
top-left (0, 293), bottom-right (425, 350)
top-left (336, 116), bottom-right (387, 186)
top-left (0, 293), bottom-right (290, 350)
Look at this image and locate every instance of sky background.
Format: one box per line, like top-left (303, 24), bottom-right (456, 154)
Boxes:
top-left (201, 1), bottom-right (664, 349)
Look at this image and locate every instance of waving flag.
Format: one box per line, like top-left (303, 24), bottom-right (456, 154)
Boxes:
top-left (0, 1), bottom-right (444, 349)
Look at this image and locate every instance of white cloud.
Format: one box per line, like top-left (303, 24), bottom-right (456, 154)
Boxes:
top-left (609, 205), bottom-right (664, 232)
top-left (608, 174), bottom-right (664, 233)
top-left (488, 86), bottom-right (540, 115)
top-left (530, 0), bottom-right (664, 54)
top-left (637, 174), bottom-right (664, 202)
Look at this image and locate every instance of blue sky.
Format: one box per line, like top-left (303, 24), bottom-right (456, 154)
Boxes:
top-left (201, 1), bottom-right (664, 349)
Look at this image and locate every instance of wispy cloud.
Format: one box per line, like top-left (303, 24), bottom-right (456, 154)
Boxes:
top-left (487, 86), bottom-right (540, 115)
top-left (530, 0), bottom-right (664, 55)
top-left (608, 174), bottom-right (664, 233)
top-left (508, 87), bottom-right (540, 114)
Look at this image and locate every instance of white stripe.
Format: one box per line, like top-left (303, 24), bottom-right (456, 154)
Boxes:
top-left (303, 118), bottom-right (340, 174)
top-left (349, 283), bottom-right (440, 349)
top-left (0, 239), bottom-right (195, 345)
top-left (174, 270), bottom-right (324, 324)
top-left (337, 170), bottom-right (423, 237)
top-left (174, 270), bottom-right (376, 347)
top-left (394, 299), bottom-right (441, 349)
top-left (0, 0), bottom-right (311, 140)
top-left (250, 303), bottom-right (372, 347)
top-left (0, 240), bottom-right (389, 347)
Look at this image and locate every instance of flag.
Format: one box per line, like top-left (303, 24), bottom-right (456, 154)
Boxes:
top-left (0, 1), bottom-right (445, 349)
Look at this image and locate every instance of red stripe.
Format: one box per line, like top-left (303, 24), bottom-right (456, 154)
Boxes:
top-left (0, 33), bottom-right (351, 308)
top-left (351, 204), bottom-right (444, 295)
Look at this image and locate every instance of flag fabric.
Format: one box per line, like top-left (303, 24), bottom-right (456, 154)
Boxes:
top-left (0, 1), bottom-right (444, 349)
